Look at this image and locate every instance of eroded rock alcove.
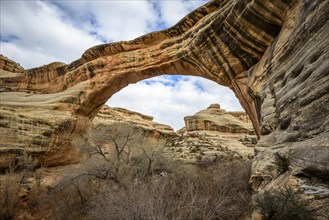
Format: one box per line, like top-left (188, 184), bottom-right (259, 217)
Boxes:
top-left (1, 0), bottom-right (328, 203)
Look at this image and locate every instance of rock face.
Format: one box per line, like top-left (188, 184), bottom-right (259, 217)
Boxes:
top-left (1, 0), bottom-right (329, 215)
top-left (166, 104), bottom-right (257, 164)
top-left (0, 104), bottom-right (82, 169)
top-left (0, 55), bottom-right (24, 74)
top-left (89, 104), bottom-right (256, 165)
top-left (248, 0), bottom-right (329, 216)
top-left (93, 105), bottom-right (176, 138)
top-left (184, 103), bottom-right (254, 135)
top-left (249, 0), bottom-right (329, 187)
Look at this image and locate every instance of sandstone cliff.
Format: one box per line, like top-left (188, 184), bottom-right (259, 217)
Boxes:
top-left (247, 1), bottom-right (329, 216)
top-left (93, 105), bottom-right (175, 137)
top-left (166, 104), bottom-right (256, 164)
top-left (184, 103), bottom-right (254, 135)
top-left (89, 104), bottom-right (255, 165)
top-left (249, 0), bottom-right (329, 190)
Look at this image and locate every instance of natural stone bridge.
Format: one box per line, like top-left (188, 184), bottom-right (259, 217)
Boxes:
top-left (0, 0), bottom-right (328, 195)
top-left (1, 0), bottom-right (291, 137)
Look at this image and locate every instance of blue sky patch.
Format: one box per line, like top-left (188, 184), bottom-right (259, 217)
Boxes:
top-left (0, 35), bottom-right (19, 43)
top-left (194, 81), bottom-right (205, 92)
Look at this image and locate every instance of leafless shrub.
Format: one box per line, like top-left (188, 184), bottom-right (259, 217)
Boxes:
top-left (0, 155), bottom-right (48, 220)
top-left (87, 160), bottom-right (252, 220)
top-left (89, 123), bottom-right (144, 163)
top-left (1, 141), bottom-right (252, 220)
top-left (255, 187), bottom-right (316, 220)
top-left (0, 169), bottom-right (23, 220)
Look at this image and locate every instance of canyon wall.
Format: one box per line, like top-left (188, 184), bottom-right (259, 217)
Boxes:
top-left (88, 105), bottom-right (177, 162)
top-left (166, 104), bottom-right (256, 164)
top-left (249, 0), bottom-right (329, 193)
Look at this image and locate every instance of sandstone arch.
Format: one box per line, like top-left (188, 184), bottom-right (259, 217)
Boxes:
top-left (1, 0), bottom-right (329, 202)
top-left (1, 0), bottom-right (291, 139)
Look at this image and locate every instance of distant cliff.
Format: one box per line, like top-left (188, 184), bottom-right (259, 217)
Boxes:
top-left (167, 104), bottom-right (257, 164)
top-left (184, 103), bottom-right (254, 135)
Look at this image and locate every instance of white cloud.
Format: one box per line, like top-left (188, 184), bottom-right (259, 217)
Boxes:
top-left (0, 0), bottom-right (207, 68)
top-left (0, 1), bottom-right (102, 68)
top-left (157, 0), bottom-right (207, 27)
top-left (90, 1), bottom-right (157, 42)
top-left (107, 76), bottom-right (243, 130)
top-left (48, 0), bottom-right (158, 42)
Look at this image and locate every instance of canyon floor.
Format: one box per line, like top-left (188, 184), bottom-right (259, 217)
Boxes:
top-left (1, 104), bottom-right (327, 219)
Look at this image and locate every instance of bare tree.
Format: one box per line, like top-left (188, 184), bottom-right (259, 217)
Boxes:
top-left (90, 123), bottom-right (142, 164)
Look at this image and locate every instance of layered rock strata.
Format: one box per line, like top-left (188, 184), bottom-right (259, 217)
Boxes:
top-left (248, 0), bottom-right (329, 216)
top-left (0, 0), bottom-right (291, 138)
top-left (248, 1), bottom-right (329, 178)
top-left (94, 105), bottom-right (176, 137)
top-left (166, 104), bottom-right (256, 164)
top-left (166, 131), bottom-right (256, 165)
top-left (184, 103), bottom-right (254, 135)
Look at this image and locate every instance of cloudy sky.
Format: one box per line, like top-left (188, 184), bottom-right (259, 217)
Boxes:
top-left (0, 0), bottom-right (243, 130)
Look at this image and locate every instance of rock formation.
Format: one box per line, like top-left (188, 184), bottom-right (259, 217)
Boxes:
top-left (88, 104), bottom-right (255, 165)
top-left (184, 103), bottom-right (254, 134)
top-left (1, 0), bottom-right (283, 168)
top-left (93, 105), bottom-right (176, 138)
top-left (0, 0), bottom-right (291, 139)
top-left (1, 0), bottom-right (329, 216)
top-left (166, 104), bottom-right (257, 164)
top-left (249, 0), bottom-right (329, 189)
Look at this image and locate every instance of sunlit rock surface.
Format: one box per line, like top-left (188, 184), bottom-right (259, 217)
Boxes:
top-left (167, 104), bottom-right (257, 164)
top-left (184, 103), bottom-right (254, 134)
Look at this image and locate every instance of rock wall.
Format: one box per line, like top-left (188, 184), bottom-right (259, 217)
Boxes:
top-left (0, 0), bottom-right (291, 138)
top-left (249, 0), bottom-right (329, 191)
top-left (248, 0), bottom-right (329, 216)
top-left (93, 105), bottom-right (176, 137)
top-left (0, 0), bottom-right (292, 169)
top-left (167, 104), bottom-right (257, 164)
